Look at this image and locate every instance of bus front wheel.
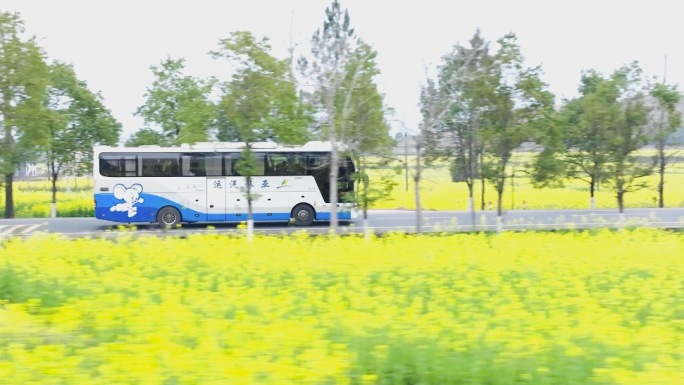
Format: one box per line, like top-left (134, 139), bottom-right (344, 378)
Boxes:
top-left (157, 206), bottom-right (181, 228)
top-left (292, 204), bottom-right (314, 226)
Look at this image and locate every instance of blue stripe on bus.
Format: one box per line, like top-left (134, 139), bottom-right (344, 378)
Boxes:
top-left (95, 193), bottom-right (350, 224)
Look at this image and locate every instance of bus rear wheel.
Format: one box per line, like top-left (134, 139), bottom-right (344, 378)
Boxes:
top-left (292, 204), bottom-right (314, 226)
top-left (157, 206), bottom-right (181, 228)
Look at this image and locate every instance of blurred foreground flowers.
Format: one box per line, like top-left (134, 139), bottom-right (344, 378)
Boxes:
top-left (1, 229), bottom-right (683, 384)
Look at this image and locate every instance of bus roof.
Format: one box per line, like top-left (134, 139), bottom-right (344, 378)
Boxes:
top-left (95, 141), bottom-right (350, 153)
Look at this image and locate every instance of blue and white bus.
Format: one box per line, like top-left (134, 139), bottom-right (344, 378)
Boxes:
top-left (93, 141), bottom-right (357, 227)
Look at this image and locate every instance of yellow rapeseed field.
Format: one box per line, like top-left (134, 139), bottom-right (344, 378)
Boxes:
top-left (373, 159), bottom-right (684, 210)
top-left (1, 229), bottom-right (683, 384)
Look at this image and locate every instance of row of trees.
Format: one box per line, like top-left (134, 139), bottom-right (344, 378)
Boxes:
top-left (126, 1), bottom-right (394, 234)
top-left (0, 2), bottom-right (395, 232)
top-left (419, 30), bottom-right (681, 231)
top-left (2, 2), bottom-right (682, 233)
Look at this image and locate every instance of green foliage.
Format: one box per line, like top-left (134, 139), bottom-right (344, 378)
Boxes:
top-left (422, 31), bottom-right (554, 214)
top-left (648, 81), bottom-right (681, 207)
top-left (235, 146), bottom-right (261, 204)
top-left (124, 128), bottom-right (166, 146)
top-left (336, 41), bottom-right (394, 155)
top-left (422, 29), bottom-right (492, 194)
top-left (480, 33), bottom-right (554, 180)
top-left (529, 147), bottom-right (566, 188)
top-left (353, 157), bottom-right (399, 213)
top-left (301, 1), bottom-right (395, 230)
top-left (0, 12), bottom-right (51, 218)
top-left (212, 31), bottom-right (312, 145)
top-left (537, 63), bottom-right (654, 210)
top-left (301, 0), bottom-right (393, 156)
top-left (43, 61), bottom-right (121, 204)
top-left (133, 57), bottom-right (216, 145)
top-left (649, 82), bottom-right (682, 145)
top-left (300, 0), bottom-right (357, 111)
top-left (0, 264), bottom-right (87, 308)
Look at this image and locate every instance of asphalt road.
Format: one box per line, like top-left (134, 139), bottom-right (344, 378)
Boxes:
top-left (1, 208), bottom-right (682, 239)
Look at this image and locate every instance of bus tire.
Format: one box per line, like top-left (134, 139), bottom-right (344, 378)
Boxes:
top-left (292, 204), bottom-right (315, 226)
top-left (157, 206), bottom-right (181, 228)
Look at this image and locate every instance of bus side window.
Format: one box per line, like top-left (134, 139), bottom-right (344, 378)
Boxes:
top-left (166, 163), bottom-right (180, 177)
top-left (100, 161), bottom-right (116, 177)
top-left (100, 154), bottom-right (137, 177)
top-left (190, 161), bottom-right (205, 176)
top-left (274, 160), bottom-right (288, 175)
top-left (181, 154), bottom-right (207, 176)
top-left (224, 154), bottom-right (240, 176)
top-left (289, 154), bottom-right (306, 175)
top-left (205, 155), bottom-right (222, 176)
top-left (289, 160), bottom-right (304, 175)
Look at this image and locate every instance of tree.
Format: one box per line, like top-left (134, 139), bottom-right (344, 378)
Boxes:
top-left (648, 82), bottom-right (681, 207)
top-left (211, 31), bottom-right (312, 239)
top-left (535, 64), bottom-right (653, 213)
top-left (0, 12), bottom-right (50, 218)
top-left (601, 63), bottom-right (652, 214)
top-left (529, 109), bottom-right (568, 190)
top-left (299, 0), bottom-right (358, 233)
top-left (132, 57), bottom-right (216, 146)
top-left (335, 41), bottom-right (393, 152)
top-left (212, 31), bottom-right (311, 145)
top-left (336, 40), bottom-right (394, 233)
top-left (422, 29), bottom-right (492, 229)
top-left (546, 71), bottom-right (616, 209)
top-left (43, 61), bottom-right (121, 216)
top-left (214, 112), bottom-right (241, 142)
top-left (417, 60), bottom-right (476, 233)
top-left (479, 33), bottom-right (554, 231)
top-left (124, 128), bottom-right (165, 147)
top-left (301, 0), bottom-right (392, 233)
top-left (416, 78), bottom-right (442, 233)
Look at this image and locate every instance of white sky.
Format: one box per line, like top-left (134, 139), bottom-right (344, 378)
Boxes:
top-left (1, 0), bottom-right (681, 141)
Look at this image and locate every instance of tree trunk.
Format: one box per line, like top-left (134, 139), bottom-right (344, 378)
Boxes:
top-left (246, 176), bottom-right (254, 242)
top-left (414, 147), bottom-right (422, 234)
top-left (479, 152), bottom-right (486, 210)
top-left (51, 172), bottom-right (59, 218)
top-left (480, 177), bottom-right (486, 211)
top-left (617, 190), bottom-right (625, 214)
top-left (362, 172), bottom-right (370, 240)
top-left (616, 190), bottom-right (626, 229)
top-left (496, 184), bottom-right (504, 234)
top-left (4, 173), bottom-right (14, 218)
top-left (657, 146), bottom-right (665, 208)
top-left (327, 96), bottom-right (339, 234)
top-left (589, 179), bottom-right (596, 209)
top-left (467, 186), bottom-right (476, 232)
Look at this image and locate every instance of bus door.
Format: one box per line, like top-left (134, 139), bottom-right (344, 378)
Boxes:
top-left (184, 152), bottom-right (226, 222)
top-left (223, 153), bottom-right (250, 222)
top-left (225, 177), bottom-right (248, 221)
top-left (206, 178), bottom-right (227, 221)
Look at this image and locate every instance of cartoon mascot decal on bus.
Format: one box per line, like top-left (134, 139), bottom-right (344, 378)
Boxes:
top-left (110, 183), bottom-right (144, 217)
